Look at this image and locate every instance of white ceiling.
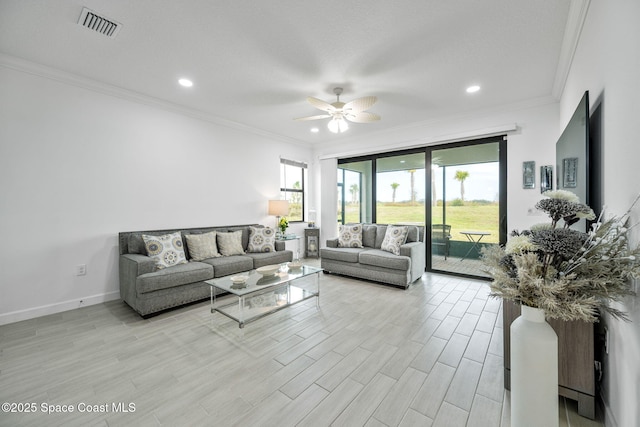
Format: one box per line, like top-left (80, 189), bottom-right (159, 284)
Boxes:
top-left (0, 0), bottom-right (573, 145)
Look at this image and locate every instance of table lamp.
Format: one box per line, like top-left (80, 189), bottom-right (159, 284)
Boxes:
top-left (268, 200), bottom-right (290, 236)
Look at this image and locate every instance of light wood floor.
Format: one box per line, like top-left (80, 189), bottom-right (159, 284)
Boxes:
top-left (0, 261), bottom-right (603, 426)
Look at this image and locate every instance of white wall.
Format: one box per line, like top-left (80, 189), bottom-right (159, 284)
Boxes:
top-left (313, 100), bottom-right (560, 238)
top-left (0, 64), bottom-right (312, 324)
top-left (561, 1), bottom-right (640, 425)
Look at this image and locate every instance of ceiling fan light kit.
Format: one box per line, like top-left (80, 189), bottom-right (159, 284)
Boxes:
top-left (295, 87), bottom-right (380, 134)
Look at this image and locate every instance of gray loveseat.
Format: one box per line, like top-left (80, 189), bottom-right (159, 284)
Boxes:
top-left (119, 224), bottom-right (293, 317)
top-left (320, 224), bottom-right (425, 289)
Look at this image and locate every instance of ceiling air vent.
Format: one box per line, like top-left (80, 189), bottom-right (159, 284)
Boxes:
top-left (77, 7), bottom-right (122, 38)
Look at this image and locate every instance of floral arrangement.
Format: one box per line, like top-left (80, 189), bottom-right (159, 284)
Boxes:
top-left (483, 190), bottom-right (640, 322)
top-left (278, 217), bottom-right (289, 234)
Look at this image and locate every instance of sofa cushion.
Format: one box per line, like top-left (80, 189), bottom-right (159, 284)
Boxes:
top-left (320, 247), bottom-right (367, 263)
top-left (246, 251), bottom-right (292, 268)
top-left (381, 225), bottom-right (409, 255)
top-left (185, 231), bottom-right (221, 261)
top-left (405, 225), bottom-right (420, 243)
top-left (201, 255), bottom-right (254, 277)
top-left (362, 224), bottom-right (377, 248)
top-left (338, 224), bottom-right (363, 248)
top-left (136, 261), bottom-right (213, 294)
top-left (374, 225), bottom-right (388, 248)
top-left (142, 232), bottom-right (188, 270)
top-left (359, 249), bottom-right (411, 271)
top-left (217, 231), bottom-right (245, 256)
top-left (247, 226), bottom-right (276, 253)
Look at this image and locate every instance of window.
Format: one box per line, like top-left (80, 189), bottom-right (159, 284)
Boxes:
top-left (280, 158), bottom-right (307, 222)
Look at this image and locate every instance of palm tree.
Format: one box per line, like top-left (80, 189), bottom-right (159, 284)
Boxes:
top-left (349, 184), bottom-right (359, 204)
top-left (454, 170), bottom-right (470, 201)
top-left (390, 182), bottom-right (400, 202)
top-left (408, 169), bottom-right (416, 204)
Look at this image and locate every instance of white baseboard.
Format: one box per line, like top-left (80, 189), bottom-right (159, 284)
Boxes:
top-left (0, 291), bottom-right (121, 326)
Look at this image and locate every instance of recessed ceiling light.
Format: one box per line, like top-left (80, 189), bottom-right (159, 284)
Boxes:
top-left (466, 85), bottom-right (480, 93)
top-left (178, 78), bottom-right (193, 88)
top-left (310, 127), bottom-right (319, 133)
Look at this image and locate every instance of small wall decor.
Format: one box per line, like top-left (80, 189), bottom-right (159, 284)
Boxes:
top-left (522, 161), bottom-right (535, 189)
top-left (563, 157), bottom-right (578, 188)
top-left (540, 166), bottom-right (553, 193)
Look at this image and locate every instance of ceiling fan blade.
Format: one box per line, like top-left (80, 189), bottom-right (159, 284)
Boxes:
top-left (345, 111), bottom-right (381, 123)
top-left (294, 114), bottom-right (332, 121)
top-left (307, 97), bottom-right (335, 112)
top-left (343, 96), bottom-right (377, 114)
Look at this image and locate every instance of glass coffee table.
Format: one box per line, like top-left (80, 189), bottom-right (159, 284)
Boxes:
top-left (205, 265), bottom-right (322, 328)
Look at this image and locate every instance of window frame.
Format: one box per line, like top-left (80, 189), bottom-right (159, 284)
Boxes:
top-left (280, 158), bottom-right (307, 223)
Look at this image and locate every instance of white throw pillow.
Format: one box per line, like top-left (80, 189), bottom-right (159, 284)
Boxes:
top-left (142, 232), bottom-right (188, 269)
top-left (338, 224), bottom-right (363, 248)
top-left (247, 226), bottom-right (276, 253)
top-left (217, 231), bottom-right (245, 256)
top-left (380, 225), bottom-right (409, 255)
top-left (185, 231), bottom-right (221, 261)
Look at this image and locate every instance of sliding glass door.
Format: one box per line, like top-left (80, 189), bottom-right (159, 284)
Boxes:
top-left (376, 152), bottom-right (426, 225)
top-left (337, 137), bottom-right (506, 280)
top-left (427, 139), bottom-right (506, 278)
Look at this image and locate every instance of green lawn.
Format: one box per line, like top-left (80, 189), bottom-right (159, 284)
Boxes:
top-left (345, 202), bottom-right (499, 243)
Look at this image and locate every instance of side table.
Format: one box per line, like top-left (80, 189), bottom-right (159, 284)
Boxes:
top-left (305, 228), bottom-right (320, 258)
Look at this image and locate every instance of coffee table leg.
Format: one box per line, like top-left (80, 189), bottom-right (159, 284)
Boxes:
top-left (210, 286), bottom-right (215, 314)
top-left (239, 295), bottom-right (245, 329)
top-left (316, 272), bottom-right (320, 308)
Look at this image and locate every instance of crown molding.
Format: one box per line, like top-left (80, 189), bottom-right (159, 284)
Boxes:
top-left (0, 53), bottom-right (309, 148)
top-left (551, 0), bottom-right (592, 99)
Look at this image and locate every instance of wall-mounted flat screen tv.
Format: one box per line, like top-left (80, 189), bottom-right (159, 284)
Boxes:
top-left (556, 91), bottom-right (590, 228)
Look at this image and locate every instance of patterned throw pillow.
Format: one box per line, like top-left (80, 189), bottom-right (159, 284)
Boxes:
top-left (380, 225), bottom-right (409, 255)
top-left (142, 232), bottom-right (188, 270)
top-left (338, 223), bottom-right (363, 248)
top-left (247, 226), bottom-right (276, 253)
top-left (185, 231), bottom-right (221, 261)
top-left (217, 231), bottom-right (245, 256)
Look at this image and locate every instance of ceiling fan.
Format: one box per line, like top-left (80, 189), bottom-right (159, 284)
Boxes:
top-left (294, 87), bottom-right (380, 133)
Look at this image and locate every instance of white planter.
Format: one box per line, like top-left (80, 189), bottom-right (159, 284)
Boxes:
top-left (511, 305), bottom-right (559, 427)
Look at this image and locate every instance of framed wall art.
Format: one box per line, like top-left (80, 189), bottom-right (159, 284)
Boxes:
top-left (522, 161), bottom-right (535, 189)
top-left (540, 165), bottom-right (553, 193)
top-left (563, 157), bottom-right (578, 188)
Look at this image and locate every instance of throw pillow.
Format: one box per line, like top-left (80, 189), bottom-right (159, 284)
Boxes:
top-left (185, 231), bottom-right (221, 261)
top-left (142, 232), bottom-right (188, 270)
top-left (247, 226), bottom-right (276, 253)
top-left (380, 225), bottom-right (409, 255)
top-left (338, 223), bottom-right (363, 248)
top-left (217, 231), bottom-right (245, 256)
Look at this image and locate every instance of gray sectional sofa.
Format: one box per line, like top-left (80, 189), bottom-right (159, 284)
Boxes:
top-left (320, 224), bottom-right (425, 289)
top-left (119, 224), bottom-right (293, 317)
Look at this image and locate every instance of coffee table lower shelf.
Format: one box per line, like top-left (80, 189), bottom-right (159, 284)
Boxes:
top-left (212, 285), bottom-right (317, 328)
top-left (206, 266), bottom-right (321, 328)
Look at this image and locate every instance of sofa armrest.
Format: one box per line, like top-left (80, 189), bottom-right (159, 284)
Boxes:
top-left (275, 240), bottom-right (286, 251)
top-left (121, 253), bottom-right (156, 276)
top-left (119, 254), bottom-right (156, 308)
top-left (326, 238), bottom-right (339, 248)
top-left (400, 241), bottom-right (426, 281)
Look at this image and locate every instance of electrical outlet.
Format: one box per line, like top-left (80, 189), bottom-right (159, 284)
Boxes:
top-left (76, 264), bottom-right (87, 276)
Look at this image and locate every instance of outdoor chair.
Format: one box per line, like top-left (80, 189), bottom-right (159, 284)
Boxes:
top-left (432, 224), bottom-right (452, 260)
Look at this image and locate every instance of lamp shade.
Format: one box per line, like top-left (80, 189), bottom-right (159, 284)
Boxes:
top-left (268, 200), bottom-right (290, 216)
